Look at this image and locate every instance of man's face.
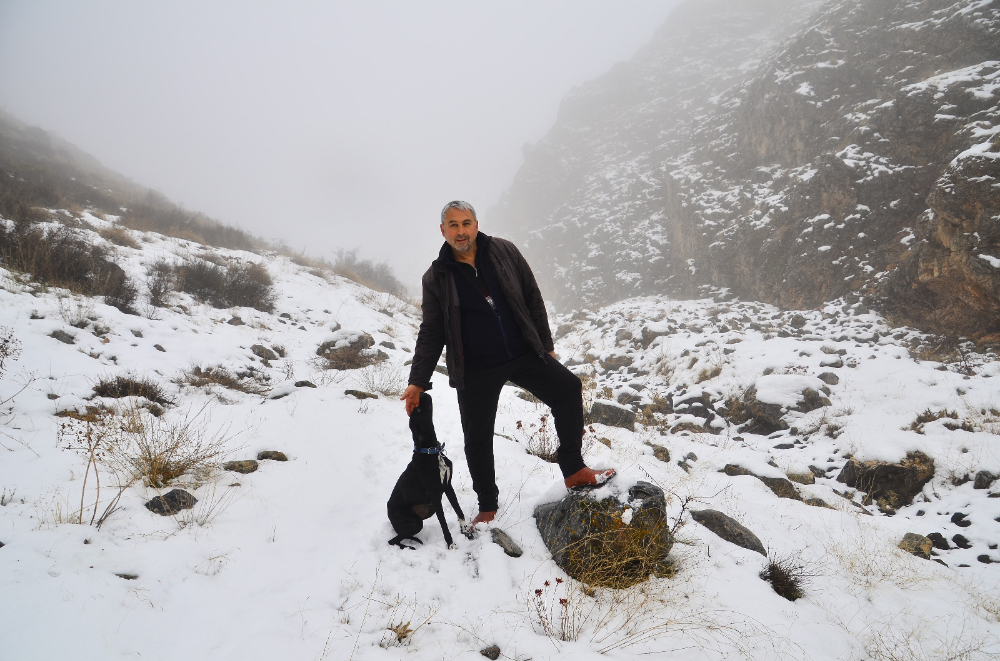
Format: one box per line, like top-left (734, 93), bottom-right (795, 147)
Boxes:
top-left (441, 207), bottom-right (479, 254)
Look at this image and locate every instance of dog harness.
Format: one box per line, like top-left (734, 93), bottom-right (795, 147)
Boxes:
top-left (414, 444), bottom-right (445, 455)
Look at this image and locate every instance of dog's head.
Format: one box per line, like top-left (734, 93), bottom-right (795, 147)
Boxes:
top-left (409, 392), bottom-right (439, 449)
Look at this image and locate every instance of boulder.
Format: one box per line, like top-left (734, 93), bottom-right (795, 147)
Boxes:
top-left (49, 330), bottom-right (75, 344)
top-left (144, 489), bottom-right (198, 516)
top-left (223, 460), bottom-right (259, 474)
top-left (345, 389), bottom-right (377, 400)
top-left (534, 481), bottom-right (673, 588)
top-left (974, 471), bottom-right (997, 490)
top-left (641, 323), bottom-right (672, 348)
top-left (587, 400), bottom-right (636, 431)
top-left (294, 380), bottom-right (317, 388)
top-left (926, 532), bottom-right (951, 550)
top-left (316, 330), bottom-right (375, 357)
top-left (836, 451), bottom-right (934, 513)
top-left (227, 316), bottom-right (244, 326)
top-left (600, 355), bottom-right (633, 371)
top-left (480, 645), bottom-right (501, 660)
top-left (787, 471), bottom-right (816, 485)
top-left (251, 344), bottom-right (278, 361)
top-left (898, 533), bottom-right (933, 560)
top-left (817, 372), bottom-right (840, 385)
top-left (646, 443), bottom-right (670, 463)
top-left (689, 509), bottom-right (766, 555)
top-left (257, 451), bottom-right (287, 461)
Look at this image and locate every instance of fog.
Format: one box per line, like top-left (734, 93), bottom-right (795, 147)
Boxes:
top-left (0, 1), bottom-right (678, 287)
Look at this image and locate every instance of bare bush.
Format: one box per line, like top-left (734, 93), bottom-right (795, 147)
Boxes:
top-left (182, 365), bottom-right (271, 395)
top-left (98, 224), bottom-right (140, 249)
top-left (146, 259), bottom-right (174, 307)
top-left (354, 361), bottom-right (406, 397)
top-left (93, 371), bottom-right (171, 406)
top-left (332, 248), bottom-right (406, 296)
top-left (0, 326), bottom-right (21, 378)
top-left (515, 413), bottom-right (558, 463)
top-left (759, 555), bottom-right (813, 601)
top-left (175, 259), bottom-right (275, 312)
top-left (0, 221), bottom-right (137, 312)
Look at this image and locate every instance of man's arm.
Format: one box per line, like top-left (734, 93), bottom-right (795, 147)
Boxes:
top-left (513, 247), bottom-right (555, 353)
top-left (405, 272), bottom-right (446, 395)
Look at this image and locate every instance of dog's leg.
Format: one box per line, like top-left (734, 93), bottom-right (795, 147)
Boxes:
top-left (444, 483), bottom-right (473, 540)
top-left (387, 534), bottom-right (423, 550)
top-left (434, 501), bottom-right (456, 549)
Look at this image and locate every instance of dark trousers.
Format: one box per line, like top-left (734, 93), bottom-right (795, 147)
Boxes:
top-left (457, 352), bottom-right (586, 512)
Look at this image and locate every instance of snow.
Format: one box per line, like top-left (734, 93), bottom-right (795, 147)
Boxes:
top-left (1, 215), bottom-right (999, 660)
top-left (979, 254), bottom-right (1000, 268)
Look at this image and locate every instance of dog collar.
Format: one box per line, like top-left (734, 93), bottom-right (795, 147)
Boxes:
top-left (415, 444), bottom-right (444, 455)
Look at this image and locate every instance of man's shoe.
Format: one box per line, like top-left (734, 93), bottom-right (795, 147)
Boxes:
top-left (470, 511), bottom-right (496, 527)
top-left (564, 467), bottom-right (617, 489)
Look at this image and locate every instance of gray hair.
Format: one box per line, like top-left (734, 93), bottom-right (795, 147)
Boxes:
top-left (440, 200), bottom-right (476, 224)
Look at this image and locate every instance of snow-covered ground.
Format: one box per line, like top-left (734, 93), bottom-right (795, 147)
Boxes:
top-left (1, 214), bottom-right (999, 660)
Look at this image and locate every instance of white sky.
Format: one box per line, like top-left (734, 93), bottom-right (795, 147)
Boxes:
top-left (0, 1), bottom-right (679, 286)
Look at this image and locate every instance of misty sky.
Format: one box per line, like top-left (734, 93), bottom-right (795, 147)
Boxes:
top-left (0, 1), bottom-right (679, 287)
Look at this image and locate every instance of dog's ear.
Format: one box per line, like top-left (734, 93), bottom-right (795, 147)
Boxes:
top-left (419, 392), bottom-right (433, 416)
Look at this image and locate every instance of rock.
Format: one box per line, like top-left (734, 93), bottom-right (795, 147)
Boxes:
top-left (554, 323), bottom-right (574, 339)
top-left (480, 645), bottom-right (501, 660)
top-left (587, 400), bottom-right (636, 431)
top-left (723, 465), bottom-right (801, 500)
top-left (804, 498), bottom-right (833, 509)
top-left (953, 534), bottom-right (972, 549)
top-left (227, 316), bottom-right (244, 326)
top-left (615, 329), bottom-right (633, 343)
top-left (115, 573), bottom-right (139, 580)
top-left (600, 354), bottom-right (633, 371)
top-left (789, 314), bottom-right (807, 328)
top-left (646, 443), bottom-right (670, 463)
top-left (898, 533), bottom-right (933, 560)
top-left (787, 471), bottom-right (815, 485)
top-left (836, 451), bottom-right (934, 513)
top-left (490, 529), bottom-right (523, 558)
top-left (131, 329), bottom-right (143, 338)
top-left (817, 372), bottom-right (839, 385)
top-left (294, 380), bottom-right (317, 388)
top-left (951, 512), bottom-right (971, 527)
top-left (345, 389), bottom-right (377, 400)
top-left (690, 509), bottom-right (766, 556)
top-left (144, 489), bottom-right (197, 516)
top-left (819, 357), bottom-right (844, 368)
top-left (223, 460), bottom-right (259, 474)
top-left (49, 330), bottom-right (75, 344)
top-left (279, 312), bottom-right (292, 319)
top-left (257, 451), bottom-right (287, 461)
top-left (534, 481), bottom-right (673, 588)
top-left (0, 540), bottom-right (5, 548)
top-left (316, 331), bottom-right (375, 357)
top-left (379, 340), bottom-right (396, 349)
top-left (926, 532), bottom-right (951, 550)
top-left (251, 344), bottom-right (278, 361)
top-left (974, 471), bottom-right (997, 490)
top-left (641, 324), bottom-right (672, 348)
top-left (154, 344), bottom-right (166, 352)
top-left (978, 555), bottom-right (994, 564)
top-left (685, 452), bottom-right (698, 462)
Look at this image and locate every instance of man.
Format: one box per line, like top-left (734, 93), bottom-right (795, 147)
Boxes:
top-left (400, 200), bottom-right (616, 528)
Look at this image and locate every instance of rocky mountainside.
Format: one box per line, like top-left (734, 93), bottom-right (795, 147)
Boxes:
top-left (491, 0), bottom-right (1000, 341)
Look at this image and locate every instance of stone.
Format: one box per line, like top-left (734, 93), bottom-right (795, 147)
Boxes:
top-left (804, 498), bottom-right (833, 509)
top-left (978, 555), bottom-right (994, 564)
top-left (131, 329), bottom-right (143, 338)
top-left (952, 534), bottom-right (972, 549)
top-left (154, 344), bottom-right (166, 352)
top-left (898, 533), bottom-right (933, 559)
top-left (227, 316), bottom-right (244, 326)
top-left (480, 645), bottom-right (501, 660)
top-left (587, 400), bottom-right (636, 431)
top-left (49, 330), bottom-right (75, 344)
top-left (641, 324), bottom-right (672, 348)
top-left (534, 481), bottom-right (673, 588)
top-left (690, 509), bottom-right (766, 555)
top-left (926, 532), bottom-right (951, 550)
top-left (279, 312), bottom-right (292, 319)
top-left (554, 323), bottom-right (574, 339)
top-left (144, 489), bottom-right (198, 516)
top-left (817, 372), bottom-right (839, 385)
top-left (789, 314), bottom-right (807, 328)
top-left (491, 529), bottom-right (523, 558)
top-left (787, 471), bottom-right (815, 485)
top-left (379, 340), bottom-right (396, 349)
top-left (251, 344), bottom-right (278, 361)
top-left (615, 328), bottom-right (633, 343)
top-left (647, 443), bottom-right (670, 463)
top-left (820, 357), bottom-right (844, 368)
top-left (294, 380), bottom-right (317, 388)
top-left (345, 389), bottom-right (377, 400)
top-left (600, 354), bottom-right (633, 371)
top-left (223, 460), bottom-right (259, 474)
top-left (257, 451), bottom-right (287, 461)
top-left (974, 471), bottom-right (997, 490)
top-left (316, 332), bottom-right (374, 357)
top-left (951, 512), bottom-right (971, 527)
top-left (723, 465), bottom-right (801, 500)
top-left (836, 451), bottom-right (934, 513)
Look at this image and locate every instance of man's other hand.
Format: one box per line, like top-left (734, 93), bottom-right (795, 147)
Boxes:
top-left (548, 351), bottom-right (557, 359)
top-left (400, 384), bottom-right (424, 416)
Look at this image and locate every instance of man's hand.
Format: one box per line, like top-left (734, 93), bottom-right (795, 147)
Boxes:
top-left (400, 384), bottom-right (424, 416)
top-left (548, 350), bottom-right (557, 359)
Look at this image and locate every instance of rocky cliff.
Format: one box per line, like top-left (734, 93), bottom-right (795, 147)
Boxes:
top-left (492, 0), bottom-right (1000, 341)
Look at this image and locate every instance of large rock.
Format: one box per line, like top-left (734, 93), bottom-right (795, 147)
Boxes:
top-left (251, 344), bottom-right (278, 361)
top-left (974, 470), bottom-right (997, 490)
top-left (534, 481), bottom-right (673, 588)
top-left (723, 376), bottom-right (831, 434)
top-left (689, 509), bottom-right (766, 556)
top-left (144, 489), bottom-right (197, 516)
top-left (223, 460), bottom-right (259, 474)
top-left (316, 330), bottom-right (375, 357)
top-left (587, 400), bottom-right (636, 431)
top-left (723, 465), bottom-right (802, 501)
top-left (836, 451), bottom-right (934, 513)
top-left (899, 533), bottom-right (933, 560)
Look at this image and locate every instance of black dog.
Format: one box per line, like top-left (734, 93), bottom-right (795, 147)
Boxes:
top-left (387, 393), bottom-right (469, 549)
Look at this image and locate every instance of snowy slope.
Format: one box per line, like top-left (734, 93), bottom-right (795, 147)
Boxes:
top-left (1, 214), bottom-right (1000, 660)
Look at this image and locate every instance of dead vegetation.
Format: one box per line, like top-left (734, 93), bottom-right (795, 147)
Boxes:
top-left (182, 365), bottom-right (271, 395)
top-left (759, 555), bottom-right (812, 601)
top-left (93, 372), bottom-right (171, 406)
top-left (175, 259), bottom-right (275, 312)
top-left (97, 224), bottom-right (140, 249)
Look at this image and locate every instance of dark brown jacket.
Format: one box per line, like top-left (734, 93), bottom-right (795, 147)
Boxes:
top-left (408, 233), bottom-right (554, 391)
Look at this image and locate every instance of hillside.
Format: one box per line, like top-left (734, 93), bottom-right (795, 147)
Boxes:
top-left (491, 0), bottom-right (1000, 341)
top-left (0, 205), bottom-right (998, 658)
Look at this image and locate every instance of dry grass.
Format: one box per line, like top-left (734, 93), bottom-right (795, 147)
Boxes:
top-left (354, 360), bottom-right (406, 397)
top-left (318, 344), bottom-right (384, 371)
top-left (182, 365), bottom-right (271, 395)
top-left (93, 372), bottom-right (171, 406)
top-left (98, 225), bottom-right (140, 249)
top-left (759, 555), bottom-right (813, 601)
top-left (515, 413), bottom-right (558, 463)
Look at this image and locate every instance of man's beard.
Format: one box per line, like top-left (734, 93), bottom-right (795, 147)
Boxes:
top-left (452, 237), bottom-right (472, 253)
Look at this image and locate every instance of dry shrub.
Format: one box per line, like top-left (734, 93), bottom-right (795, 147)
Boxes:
top-left (93, 372), bottom-right (171, 405)
top-left (98, 225), bottom-right (140, 249)
top-left (175, 259), bottom-right (275, 312)
top-left (696, 364), bottom-right (722, 383)
top-left (759, 555), bottom-right (812, 601)
top-left (183, 365), bottom-right (270, 395)
top-left (0, 221), bottom-right (137, 311)
top-left (332, 248), bottom-right (405, 296)
top-left (0, 326), bottom-right (22, 378)
top-left (906, 408), bottom-right (972, 434)
top-left (146, 259), bottom-right (174, 307)
top-left (515, 413), bottom-right (558, 463)
top-left (355, 360), bottom-right (406, 397)
top-left (319, 344), bottom-right (383, 370)
top-left (109, 403), bottom-right (232, 487)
